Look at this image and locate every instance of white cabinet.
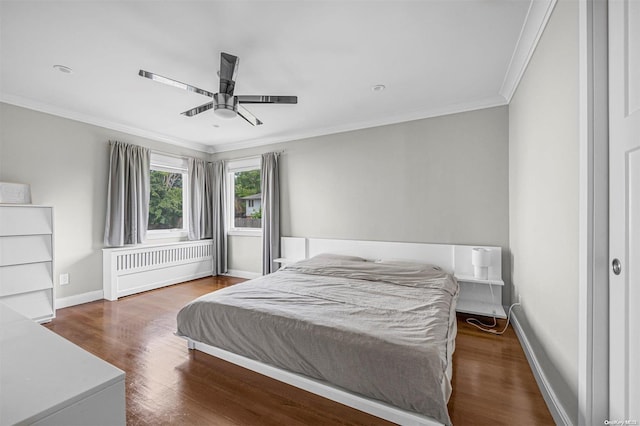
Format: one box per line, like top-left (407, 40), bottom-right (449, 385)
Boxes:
top-left (452, 245), bottom-right (506, 318)
top-left (0, 303), bottom-right (126, 425)
top-left (455, 275), bottom-right (506, 318)
top-left (0, 205), bottom-right (55, 322)
top-left (274, 258), bottom-right (304, 267)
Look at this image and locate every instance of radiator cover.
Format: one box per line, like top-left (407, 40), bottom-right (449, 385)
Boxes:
top-left (102, 240), bottom-right (214, 301)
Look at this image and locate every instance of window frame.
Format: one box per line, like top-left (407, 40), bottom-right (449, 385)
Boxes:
top-left (146, 152), bottom-right (189, 240)
top-left (226, 157), bottom-right (262, 237)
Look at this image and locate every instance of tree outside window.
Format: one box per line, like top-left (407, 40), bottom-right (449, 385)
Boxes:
top-left (234, 169), bottom-right (262, 229)
top-left (148, 170), bottom-right (184, 230)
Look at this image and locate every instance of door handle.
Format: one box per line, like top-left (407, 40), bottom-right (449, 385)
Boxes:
top-left (612, 258), bottom-right (622, 275)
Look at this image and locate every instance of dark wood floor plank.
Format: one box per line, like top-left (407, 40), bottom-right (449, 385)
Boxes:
top-left (44, 276), bottom-right (553, 425)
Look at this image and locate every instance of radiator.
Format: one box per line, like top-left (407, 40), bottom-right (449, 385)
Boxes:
top-left (103, 240), bottom-right (214, 301)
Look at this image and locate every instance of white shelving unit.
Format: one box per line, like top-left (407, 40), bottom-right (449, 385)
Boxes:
top-left (451, 245), bottom-right (506, 318)
top-left (455, 275), bottom-right (506, 318)
top-left (0, 204), bottom-right (55, 322)
top-left (274, 258), bottom-right (303, 266)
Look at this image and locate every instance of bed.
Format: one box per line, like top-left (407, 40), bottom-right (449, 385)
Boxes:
top-left (176, 239), bottom-right (470, 425)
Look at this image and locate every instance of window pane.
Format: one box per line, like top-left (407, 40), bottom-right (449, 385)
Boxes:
top-left (234, 169), bottom-right (261, 228)
top-left (148, 170), bottom-right (183, 230)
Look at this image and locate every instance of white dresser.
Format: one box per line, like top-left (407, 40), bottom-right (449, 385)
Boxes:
top-left (0, 303), bottom-right (126, 425)
top-left (0, 204), bottom-right (55, 322)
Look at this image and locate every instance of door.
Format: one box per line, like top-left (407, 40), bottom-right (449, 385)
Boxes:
top-left (609, 0), bottom-right (640, 420)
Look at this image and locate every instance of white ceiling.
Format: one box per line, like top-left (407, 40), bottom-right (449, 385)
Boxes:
top-left (0, 1), bottom-right (552, 153)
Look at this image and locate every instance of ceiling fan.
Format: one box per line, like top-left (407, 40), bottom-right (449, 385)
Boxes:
top-left (138, 52), bottom-right (297, 126)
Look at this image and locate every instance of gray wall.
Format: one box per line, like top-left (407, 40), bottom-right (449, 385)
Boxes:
top-left (508, 0), bottom-right (579, 422)
top-left (0, 103), bottom-right (208, 299)
top-left (216, 105), bottom-right (511, 301)
top-left (227, 235), bottom-right (262, 276)
top-left (0, 96), bottom-right (511, 305)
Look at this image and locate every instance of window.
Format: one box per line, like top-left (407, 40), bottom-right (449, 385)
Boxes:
top-left (227, 157), bottom-right (261, 235)
top-left (148, 152), bottom-right (189, 237)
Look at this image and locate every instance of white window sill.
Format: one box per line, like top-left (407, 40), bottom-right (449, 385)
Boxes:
top-left (146, 229), bottom-right (189, 240)
top-left (227, 228), bottom-right (262, 237)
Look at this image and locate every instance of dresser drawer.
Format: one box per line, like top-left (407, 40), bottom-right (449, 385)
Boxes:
top-left (0, 262), bottom-right (53, 297)
top-left (0, 235), bottom-right (52, 266)
top-left (0, 289), bottom-right (54, 321)
top-left (0, 206), bottom-right (52, 236)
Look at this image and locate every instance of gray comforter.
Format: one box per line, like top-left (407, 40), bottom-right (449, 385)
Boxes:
top-left (176, 254), bottom-right (458, 424)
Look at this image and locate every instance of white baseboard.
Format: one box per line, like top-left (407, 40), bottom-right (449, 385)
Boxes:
top-left (511, 311), bottom-right (572, 426)
top-left (56, 290), bottom-right (104, 309)
top-left (224, 270), bottom-right (261, 280)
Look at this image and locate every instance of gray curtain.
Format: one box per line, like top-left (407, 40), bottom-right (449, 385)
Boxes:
top-left (188, 158), bottom-right (213, 240)
top-left (211, 161), bottom-right (227, 275)
top-left (189, 158), bottom-right (226, 275)
top-left (104, 141), bottom-right (150, 246)
top-left (261, 152), bottom-right (280, 275)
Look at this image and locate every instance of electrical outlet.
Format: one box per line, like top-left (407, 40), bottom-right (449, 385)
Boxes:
top-left (59, 273), bottom-right (70, 286)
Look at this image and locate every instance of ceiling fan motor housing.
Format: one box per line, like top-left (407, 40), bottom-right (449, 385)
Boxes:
top-left (213, 93), bottom-right (238, 118)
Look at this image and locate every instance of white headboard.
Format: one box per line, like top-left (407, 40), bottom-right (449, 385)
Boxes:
top-left (281, 237), bottom-right (502, 280)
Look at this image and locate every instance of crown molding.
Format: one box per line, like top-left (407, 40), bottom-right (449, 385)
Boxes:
top-left (2, 93), bottom-right (508, 156)
top-left (499, 0), bottom-right (557, 102)
top-left (0, 94), bottom-right (212, 153)
top-left (210, 95), bottom-right (508, 154)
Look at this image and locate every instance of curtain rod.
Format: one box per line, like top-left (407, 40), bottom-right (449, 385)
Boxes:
top-left (152, 149), bottom-right (284, 163)
top-left (216, 150), bottom-right (285, 163)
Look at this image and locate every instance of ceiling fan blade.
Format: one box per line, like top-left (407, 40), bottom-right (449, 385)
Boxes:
top-left (181, 101), bottom-right (214, 117)
top-left (139, 70), bottom-right (215, 98)
top-left (219, 52), bottom-right (239, 96)
top-left (236, 95), bottom-right (298, 104)
top-left (237, 104), bottom-right (263, 126)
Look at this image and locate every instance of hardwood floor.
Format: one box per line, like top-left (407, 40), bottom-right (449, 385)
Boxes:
top-left (44, 276), bottom-right (553, 425)
top-left (449, 314), bottom-right (554, 425)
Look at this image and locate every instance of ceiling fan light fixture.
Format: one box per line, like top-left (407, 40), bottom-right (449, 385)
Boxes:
top-left (213, 93), bottom-right (238, 118)
top-left (214, 108), bottom-right (237, 119)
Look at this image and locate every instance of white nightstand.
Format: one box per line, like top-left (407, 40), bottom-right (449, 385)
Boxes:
top-left (455, 274), bottom-right (506, 318)
top-left (274, 258), bottom-right (302, 267)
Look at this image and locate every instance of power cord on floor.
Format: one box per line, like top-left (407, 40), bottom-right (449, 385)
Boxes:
top-left (465, 302), bottom-right (521, 335)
